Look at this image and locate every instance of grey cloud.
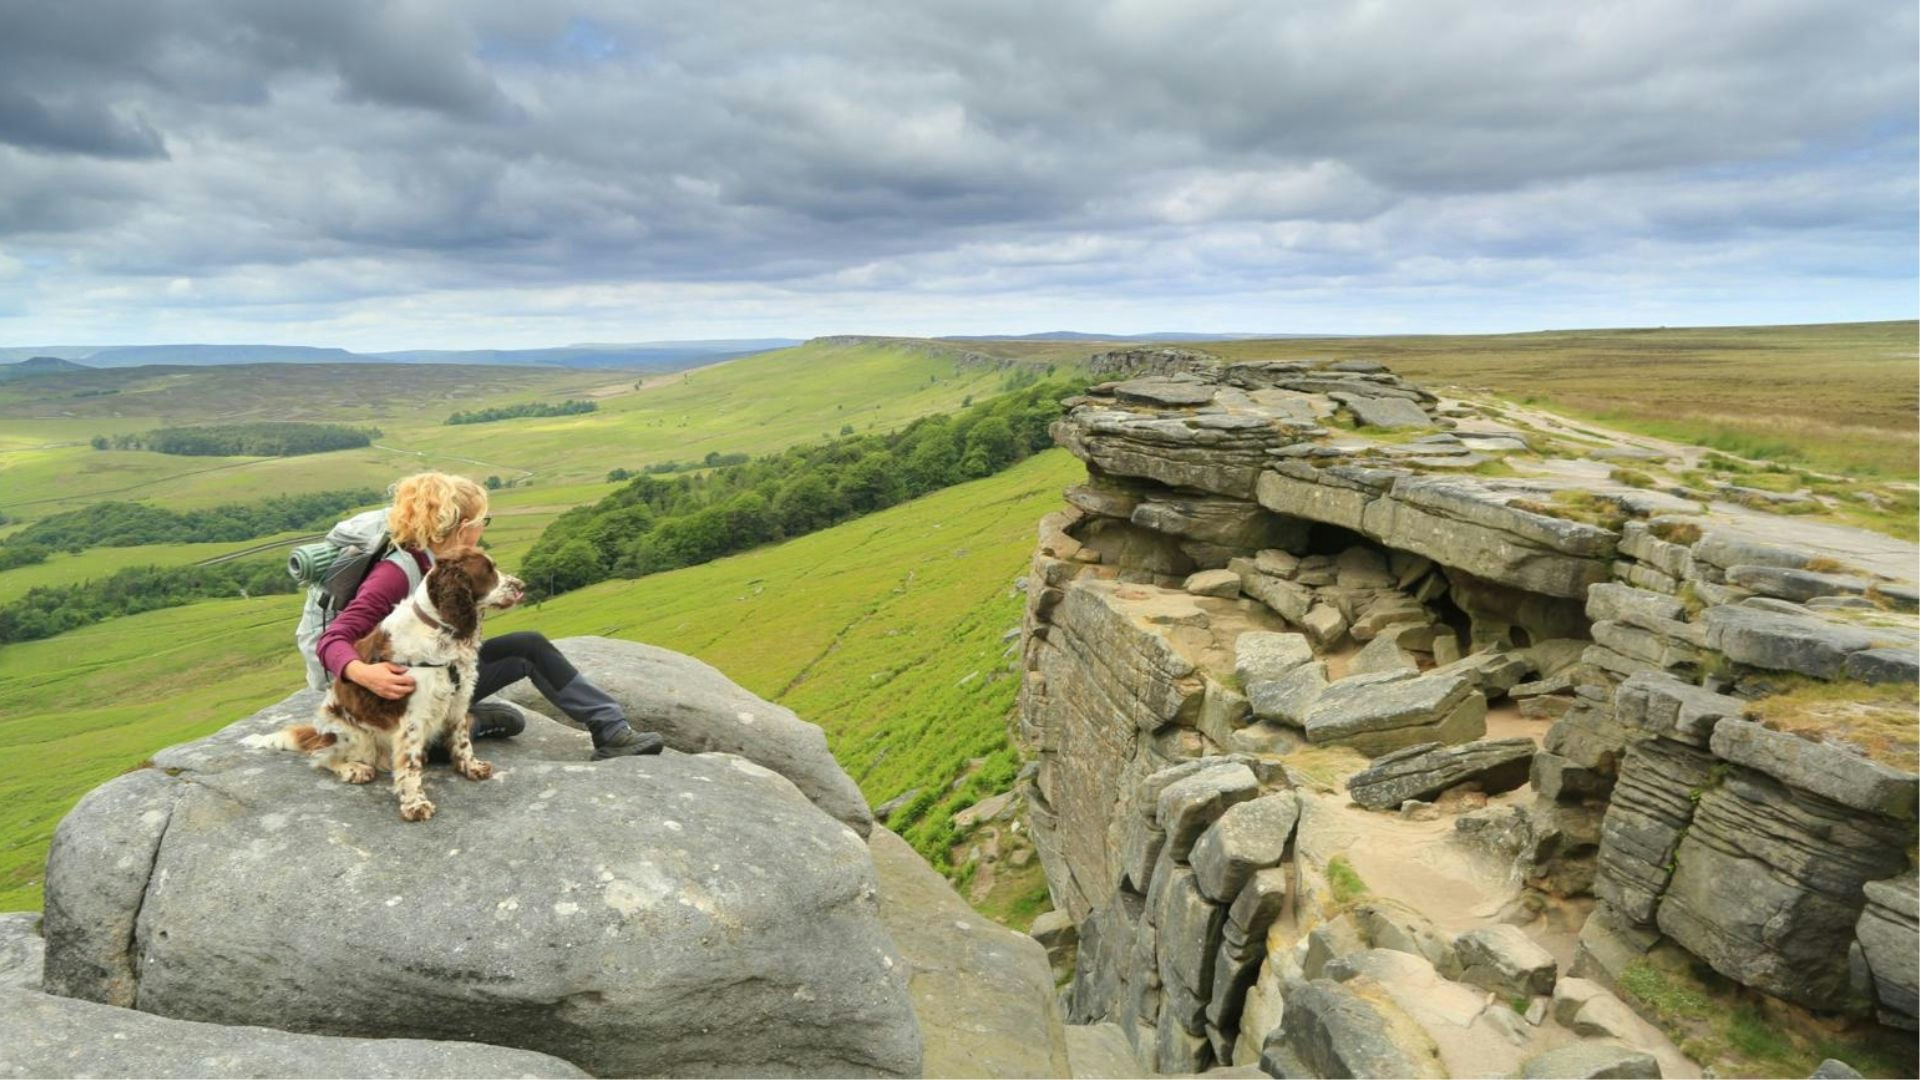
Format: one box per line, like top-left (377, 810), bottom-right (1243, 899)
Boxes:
top-left (0, 0), bottom-right (1910, 342)
top-left (0, 86), bottom-right (166, 159)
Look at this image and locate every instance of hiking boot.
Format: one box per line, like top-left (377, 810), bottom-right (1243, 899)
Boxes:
top-left (469, 700), bottom-right (526, 740)
top-left (591, 725), bottom-right (664, 760)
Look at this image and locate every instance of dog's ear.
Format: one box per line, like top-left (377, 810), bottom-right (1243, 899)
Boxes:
top-left (452, 549), bottom-right (500, 598)
top-left (427, 552), bottom-right (481, 639)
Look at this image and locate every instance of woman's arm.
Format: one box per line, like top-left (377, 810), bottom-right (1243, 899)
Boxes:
top-left (316, 559), bottom-right (416, 698)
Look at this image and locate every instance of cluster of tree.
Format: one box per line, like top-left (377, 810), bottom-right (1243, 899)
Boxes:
top-left (522, 379), bottom-right (1084, 597)
top-left (0, 557), bottom-right (295, 645)
top-left (445, 399), bottom-right (597, 425)
top-left (96, 423), bottom-right (379, 457)
top-left (0, 489), bottom-right (380, 572)
top-left (606, 451), bottom-right (750, 482)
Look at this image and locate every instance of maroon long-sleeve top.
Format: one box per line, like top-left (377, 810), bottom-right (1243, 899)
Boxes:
top-left (315, 549), bottom-right (432, 680)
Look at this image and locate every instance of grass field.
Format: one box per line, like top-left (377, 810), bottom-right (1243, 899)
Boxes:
top-left (0, 450), bottom-right (1080, 911)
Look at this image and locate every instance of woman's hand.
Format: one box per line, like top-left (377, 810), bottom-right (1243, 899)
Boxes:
top-left (346, 660), bottom-right (415, 700)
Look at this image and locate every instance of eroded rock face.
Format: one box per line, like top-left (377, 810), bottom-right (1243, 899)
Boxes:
top-left (42, 695), bottom-right (921, 1079)
top-left (1657, 768), bottom-right (1910, 1011)
top-left (1591, 737), bottom-right (1718, 927)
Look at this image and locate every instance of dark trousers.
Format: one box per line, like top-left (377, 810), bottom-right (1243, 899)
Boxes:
top-left (473, 631), bottom-right (628, 739)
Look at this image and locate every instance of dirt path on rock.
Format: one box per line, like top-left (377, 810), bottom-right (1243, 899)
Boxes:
top-left (1302, 789), bottom-right (1702, 1078)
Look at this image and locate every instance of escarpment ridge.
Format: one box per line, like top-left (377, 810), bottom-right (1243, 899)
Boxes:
top-left (1019, 350), bottom-right (1918, 1077)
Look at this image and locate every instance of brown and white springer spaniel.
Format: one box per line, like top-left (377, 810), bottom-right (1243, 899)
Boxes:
top-left (251, 547), bottom-right (524, 821)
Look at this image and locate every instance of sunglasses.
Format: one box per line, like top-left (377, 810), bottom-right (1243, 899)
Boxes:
top-left (466, 515), bottom-right (492, 528)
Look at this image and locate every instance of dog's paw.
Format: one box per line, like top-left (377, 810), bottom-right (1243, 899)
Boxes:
top-left (400, 798), bottom-right (436, 822)
top-left (339, 762), bottom-right (376, 784)
top-left (457, 759), bottom-right (494, 781)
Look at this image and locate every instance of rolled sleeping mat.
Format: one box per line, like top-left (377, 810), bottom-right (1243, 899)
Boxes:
top-left (288, 542), bottom-right (338, 585)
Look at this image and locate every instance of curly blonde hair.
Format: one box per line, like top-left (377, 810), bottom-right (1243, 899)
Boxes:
top-left (386, 471), bottom-right (488, 549)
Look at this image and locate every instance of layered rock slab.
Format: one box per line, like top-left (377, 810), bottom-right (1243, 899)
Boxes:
top-left (0, 987), bottom-right (588, 1079)
top-left (1256, 465), bottom-right (1617, 599)
top-left (42, 695), bottom-right (921, 1079)
top-left (1346, 738), bottom-right (1536, 810)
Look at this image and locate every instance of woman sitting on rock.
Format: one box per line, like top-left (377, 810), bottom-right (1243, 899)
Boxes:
top-left (315, 470), bottom-right (663, 760)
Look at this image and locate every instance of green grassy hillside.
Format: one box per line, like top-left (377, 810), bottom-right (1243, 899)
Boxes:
top-left (0, 531), bottom-right (320, 605)
top-left (0, 342), bottom-right (1016, 526)
top-left (0, 449), bottom-right (1080, 911)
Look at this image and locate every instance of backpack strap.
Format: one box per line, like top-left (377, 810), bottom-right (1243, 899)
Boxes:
top-left (384, 548), bottom-right (425, 595)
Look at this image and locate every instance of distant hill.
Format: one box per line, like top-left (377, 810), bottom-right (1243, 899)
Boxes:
top-left (0, 339), bottom-right (804, 371)
top-left (0, 355), bottom-right (91, 381)
top-left (940, 330), bottom-right (1338, 342)
top-left (89, 344), bottom-right (369, 367)
top-left (372, 339), bottom-right (801, 369)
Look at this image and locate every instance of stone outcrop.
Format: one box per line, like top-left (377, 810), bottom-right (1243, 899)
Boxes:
top-left (40, 656), bottom-right (929, 1079)
top-left (1022, 351), bottom-right (1920, 1074)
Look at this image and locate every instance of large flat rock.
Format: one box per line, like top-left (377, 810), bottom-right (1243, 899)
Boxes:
top-left (1710, 719), bottom-right (1917, 820)
top-left (1701, 605), bottom-right (1887, 680)
top-left (1257, 977), bottom-right (1445, 1079)
top-left (499, 635), bottom-right (874, 835)
top-left (42, 694), bottom-right (921, 1079)
top-left (1302, 672), bottom-right (1487, 755)
top-left (0, 987), bottom-right (587, 1079)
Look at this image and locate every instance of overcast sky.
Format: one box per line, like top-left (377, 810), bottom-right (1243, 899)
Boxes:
top-left (0, 0), bottom-right (1913, 349)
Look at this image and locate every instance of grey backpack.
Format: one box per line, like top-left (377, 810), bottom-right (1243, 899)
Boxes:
top-left (290, 509), bottom-right (424, 690)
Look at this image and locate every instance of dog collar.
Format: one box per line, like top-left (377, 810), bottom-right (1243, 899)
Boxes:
top-left (413, 600), bottom-right (447, 632)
